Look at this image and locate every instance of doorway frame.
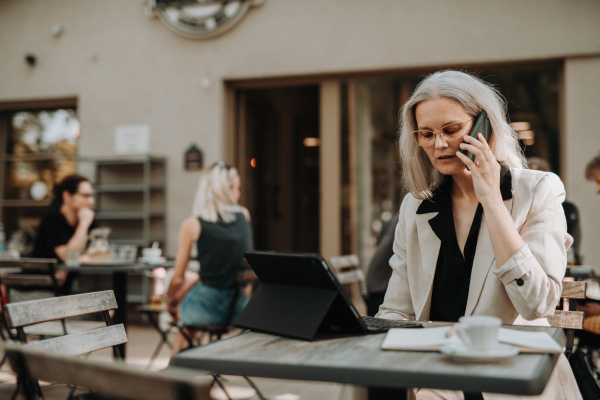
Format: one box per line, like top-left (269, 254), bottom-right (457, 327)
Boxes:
top-left (224, 78), bottom-right (342, 259)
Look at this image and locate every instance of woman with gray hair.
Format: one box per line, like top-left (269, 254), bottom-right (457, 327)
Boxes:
top-left (377, 70), bottom-right (580, 399)
top-left (167, 162), bottom-right (253, 353)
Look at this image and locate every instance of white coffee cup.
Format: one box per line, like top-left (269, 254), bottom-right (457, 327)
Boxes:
top-left (142, 247), bottom-right (162, 261)
top-left (457, 315), bottom-right (501, 352)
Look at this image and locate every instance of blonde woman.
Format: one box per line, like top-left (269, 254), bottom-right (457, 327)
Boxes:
top-left (377, 70), bottom-right (580, 399)
top-left (167, 162), bottom-right (252, 353)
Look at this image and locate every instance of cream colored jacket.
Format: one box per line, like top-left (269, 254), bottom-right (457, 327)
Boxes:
top-left (377, 167), bottom-right (581, 400)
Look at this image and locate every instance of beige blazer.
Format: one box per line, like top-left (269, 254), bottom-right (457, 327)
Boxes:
top-left (377, 167), bottom-right (581, 400)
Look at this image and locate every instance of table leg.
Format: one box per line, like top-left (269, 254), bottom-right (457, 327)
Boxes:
top-left (367, 387), bottom-right (408, 400)
top-left (144, 310), bottom-right (173, 368)
top-left (112, 272), bottom-right (128, 358)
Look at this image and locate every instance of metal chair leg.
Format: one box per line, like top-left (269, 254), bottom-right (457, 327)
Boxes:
top-left (212, 375), bottom-right (234, 400)
top-left (242, 376), bottom-right (267, 400)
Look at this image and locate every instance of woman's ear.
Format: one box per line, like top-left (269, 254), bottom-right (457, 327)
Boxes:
top-left (62, 190), bottom-right (72, 204)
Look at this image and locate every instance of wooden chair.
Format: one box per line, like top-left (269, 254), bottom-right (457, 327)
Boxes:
top-left (175, 269), bottom-right (266, 400)
top-left (179, 268), bottom-right (258, 347)
top-left (329, 255), bottom-right (367, 316)
top-left (0, 258), bottom-right (108, 340)
top-left (0, 258), bottom-right (67, 298)
top-left (135, 270), bottom-right (256, 367)
top-left (4, 341), bottom-right (212, 400)
top-left (136, 303), bottom-right (176, 368)
top-left (547, 280), bottom-right (587, 358)
top-left (2, 290), bottom-right (128, 399)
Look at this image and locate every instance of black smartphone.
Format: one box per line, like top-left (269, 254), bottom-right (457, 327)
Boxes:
top-left (461, 110), bottom-right (492, 163)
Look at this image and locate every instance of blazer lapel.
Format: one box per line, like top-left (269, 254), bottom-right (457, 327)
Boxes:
top-left (415, 212), bottom-right (441, 319)
top-left (465, 196), bottom-right (515, 315)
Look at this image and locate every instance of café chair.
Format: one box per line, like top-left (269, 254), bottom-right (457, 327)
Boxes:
top-left (329, 255), bottom-right (367, 315)
top-left (179, 268), bottom-right (259, 348)
top-left (0, 258), bottom-right (66, 298)
top-left (0, 258), bottom-right (67, 338)
top-left (2, 290), bottom-right (127, 399)
top-left (4, 342), bottom-right (212, 400)
top-left (136, 302), bottom-right (176, 368)
top-left (177, 269), bottom-right (266, 400)
top-left (136, 302), bottom-right (263, 400)
top-left (0, 258), bottom-right (106, 341)
top-left (547, 280), bottom-right (587, 358)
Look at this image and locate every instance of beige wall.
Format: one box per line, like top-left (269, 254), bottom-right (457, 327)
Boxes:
top-left (1, 0), bottom-right (599, 256)
top-left (564, 57), bottom-right (600, 265)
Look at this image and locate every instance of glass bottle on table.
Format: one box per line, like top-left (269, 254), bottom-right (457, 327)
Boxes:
top-left (86, 227), bottom-right (111, 263)
top-left (149, 267), bottom-right (167, 308)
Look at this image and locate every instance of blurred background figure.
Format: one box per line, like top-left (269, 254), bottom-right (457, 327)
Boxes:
top-left (566, 152), bottom-right (600, 400)
top-left (167, 162), bottom-right (253, 354)
top-left (528, 157), bottom-right (581, 265)
top-left (585, 153), bottom-right (600, 194)
top-left (26, 174), bottom-right (97, 296)
top-left (31, 174), bottom-right (96, 262)
top-left (365, 213), bottom-right (398, 317)
top-left (577, 153), bottom-right (600, 340)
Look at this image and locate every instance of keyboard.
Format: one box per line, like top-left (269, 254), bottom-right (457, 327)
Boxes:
top-left (361, 316), bottom-right (423, 332)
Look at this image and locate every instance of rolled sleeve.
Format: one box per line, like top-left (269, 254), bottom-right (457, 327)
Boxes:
top-left (492, 173), bottom-right (569, 320)
top-left (492, 244), bottom-right (538, 284)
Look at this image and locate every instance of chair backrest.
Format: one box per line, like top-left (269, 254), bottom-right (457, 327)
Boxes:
top-left (0, 258), bottom-right (57, 272)
top-left (547, 280), bottom-right (586, 358)
top-left (3, 290), bottom-right (127, 356)
top-left (329, 255), bottom-right (365, 286)
top-left (5, 342), bottom-right (211, 400)
top-left (329, 255), bottom-right (367, 315)
top-left (0, 258), bottom-right (64, 295)
top-left (547, 280), bottom-right (587, 330)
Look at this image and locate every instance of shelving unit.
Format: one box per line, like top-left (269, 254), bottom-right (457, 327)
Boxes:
top-left (78, 156), bottom-right (167, 305)
top-left (82, 155), bottom-right (167, 250)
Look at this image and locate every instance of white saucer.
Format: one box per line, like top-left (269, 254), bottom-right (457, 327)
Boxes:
top-left (440, 342), bottom-right (519, 363)
top-left (138, 256), bottom-right (166, 265)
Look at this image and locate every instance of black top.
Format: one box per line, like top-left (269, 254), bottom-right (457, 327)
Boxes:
top-left (417, 164), bottom-right (513, 322)
top-left (197, 211), bottom-right (253, 289)
top-left (31, 208), bottom-right (98, 259)
top-left (562, 201), bottom-right (581, 265)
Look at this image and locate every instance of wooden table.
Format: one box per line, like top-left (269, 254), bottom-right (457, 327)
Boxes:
top-left (59, 261), bottom-right (174, 357)
top-left (171, 324), bottom-right (565, 399)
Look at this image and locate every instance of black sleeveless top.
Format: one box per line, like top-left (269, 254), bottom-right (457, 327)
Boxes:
top-left (197, 210), bottom-right (253, 289)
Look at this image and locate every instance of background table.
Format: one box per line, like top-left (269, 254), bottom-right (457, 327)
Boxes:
top-left (171, 324), bottom-right (565, 399)
top-left (60, 261), bottom-right (174, 357)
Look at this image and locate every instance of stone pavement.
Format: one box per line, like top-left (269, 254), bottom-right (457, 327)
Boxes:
top-left (0, 323), bottom-right (338, 399)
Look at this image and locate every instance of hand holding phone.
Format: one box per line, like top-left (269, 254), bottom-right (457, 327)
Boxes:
top-left (461, 110), bottom-right (492, 163)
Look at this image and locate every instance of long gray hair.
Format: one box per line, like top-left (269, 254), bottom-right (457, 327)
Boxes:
top-left (399, 70), bottom-right (526, 200)
top-left (192, 162), bottom-right (240, 223)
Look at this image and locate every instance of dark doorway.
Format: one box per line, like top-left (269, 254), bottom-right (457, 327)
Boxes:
top-left (236, 86), bottom-right (320, 253)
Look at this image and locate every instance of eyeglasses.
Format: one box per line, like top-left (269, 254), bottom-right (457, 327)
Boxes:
top-left (412, 119), bottom-right (473, 147)
top-left (75, 192), bottom-right (94, 199)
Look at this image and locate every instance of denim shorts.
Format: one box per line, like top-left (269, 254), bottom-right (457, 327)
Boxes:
top-left (179, 282), bottom-right (250, 326)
